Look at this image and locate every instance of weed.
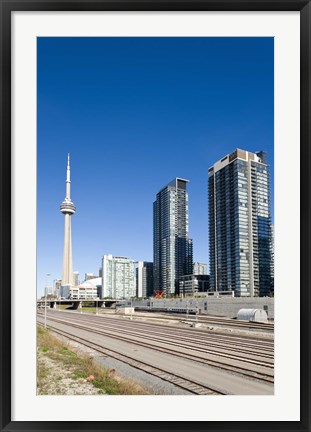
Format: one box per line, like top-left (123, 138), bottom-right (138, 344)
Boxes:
top-left (74, 371), bottom-right (87, 379)
top-left (37, 326), bottom-right (149, 395)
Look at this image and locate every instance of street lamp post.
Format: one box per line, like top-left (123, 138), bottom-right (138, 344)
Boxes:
top-left (44, 286), bottom-right (47, 329)
top-left (186, 299), bottom-right (189, 320)
top-left (196, 299), bottom-right (199, 324)
top-left (44, 273), bottom-right (51, 329)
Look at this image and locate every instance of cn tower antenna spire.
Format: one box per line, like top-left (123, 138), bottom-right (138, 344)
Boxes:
top-left (66, 153), bottom-right (71, 184)
top-left (65, 153), bottom-right (72, 200)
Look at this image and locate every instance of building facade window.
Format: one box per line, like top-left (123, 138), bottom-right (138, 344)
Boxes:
top-left (153, 178), bottom-right (193, 296)
top-left (208, 149), bottom-right (272, 297)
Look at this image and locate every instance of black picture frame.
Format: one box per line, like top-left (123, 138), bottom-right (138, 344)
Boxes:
top-left (1, 1), bottom-right (310, 431)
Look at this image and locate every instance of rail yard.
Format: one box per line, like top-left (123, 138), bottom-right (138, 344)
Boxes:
top-left (37, 308), bottom-right (274, 395)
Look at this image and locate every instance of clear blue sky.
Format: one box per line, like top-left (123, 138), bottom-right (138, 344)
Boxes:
top-left (37, 37), bottom-right (274, 295)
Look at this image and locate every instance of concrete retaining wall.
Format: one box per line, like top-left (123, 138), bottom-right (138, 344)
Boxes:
top-left (202, 297), bottom-right (274, 319)
top-left (133, 297), bottom-right (274, 319)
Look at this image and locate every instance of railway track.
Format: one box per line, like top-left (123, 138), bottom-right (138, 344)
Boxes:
top-left (38, 310), bottom-right (274, 384)
top-left (37, 322), bottom-right (225, 395)
top-left (45, 309), bottom-right (274, 345)
top-left (134, 309), bottom-right (274, 332)
top-left (43, 312), bottom-right (274, 362)
top-left (52, 306), bottom-right (274, 332)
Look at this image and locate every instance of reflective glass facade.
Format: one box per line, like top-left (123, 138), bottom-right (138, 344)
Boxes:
top-left (153, 178), bottom-right (193, 295)
top-left (208, 149), bottom-right (272, 297)
top-left (136, 261), bottom-right (154, 298)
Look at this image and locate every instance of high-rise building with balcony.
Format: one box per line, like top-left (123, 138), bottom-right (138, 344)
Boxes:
top-left (73, 271), bottom-right (80, 286)
top-left (102, 255), bottom-right (136, 299)
top-left (53, 279), bottom-right (62, 298)
top-left (193, 262), bottom-right (208, 275)
top-left (84, 272), bottom-right (97, 281)
top-left (208, 149), bottom-right (272, 297)
top-left (270, 224), bottom-right (274, 296)
top-left (153, 178), bottom-right (193, 295)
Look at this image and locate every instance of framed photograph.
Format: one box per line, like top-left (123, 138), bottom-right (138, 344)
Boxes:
top-left (1, 1), bottom-right (310, 431)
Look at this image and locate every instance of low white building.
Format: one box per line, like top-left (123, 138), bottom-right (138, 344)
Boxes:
top-left (69, 277), bottom-right (102, 300)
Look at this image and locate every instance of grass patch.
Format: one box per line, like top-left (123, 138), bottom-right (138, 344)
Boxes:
top-left (73, 371), bottom-right (88, 379)
top-left (37, 326), bottom-right (148, 395)
top-left (56, 305), bottom-right (73, 310)
top-left (59, 346), bottom-right (77, 357)
top-left (37, 362), bottom-right (49, 381)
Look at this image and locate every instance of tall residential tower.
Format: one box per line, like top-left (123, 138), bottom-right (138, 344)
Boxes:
top-left (153, 178), bottom-right (193, 295)
top-left (102, 255), bottom-right (136, 299)
top-left (208, 149), bottom-right (272, 297)
top-left (60, 154), bottom-right (76, 287)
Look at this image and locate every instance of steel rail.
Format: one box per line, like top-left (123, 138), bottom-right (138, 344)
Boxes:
top-left (44, 309), bottom-right (274, 345)
top-left (38, 314), bottom-right (274, 383)
top-left (42, 315), bottom-right (273, 363)
top-left (133, 310), bottom-right (274, 331)
top-left (37, 322), bottom-right (226, 395)
top-left (44, 311), bottom-right (274, 359)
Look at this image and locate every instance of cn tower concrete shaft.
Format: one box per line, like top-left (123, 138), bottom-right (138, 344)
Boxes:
top-left (60, 154), bottom-right (76, 286)
top-left (62, 213), bottom-right (73, 285)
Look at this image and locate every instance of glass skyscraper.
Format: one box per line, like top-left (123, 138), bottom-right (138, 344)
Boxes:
top-left (153, 178), bottom-right (193, 296)
top-left (136, 261), bottom-right (154, 298)
top-left (208, 149), bottom-right (272, 297)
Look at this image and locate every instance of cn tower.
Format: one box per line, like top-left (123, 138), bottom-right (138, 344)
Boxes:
top-left (60, 154), bottom-right (76, 287)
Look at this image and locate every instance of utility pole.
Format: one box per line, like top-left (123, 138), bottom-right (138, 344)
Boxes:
top-left (44, 273), bottom-right (51, 329)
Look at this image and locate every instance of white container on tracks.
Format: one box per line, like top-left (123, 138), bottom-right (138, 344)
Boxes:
top-left (237, 308), bottom-right (268, 322)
